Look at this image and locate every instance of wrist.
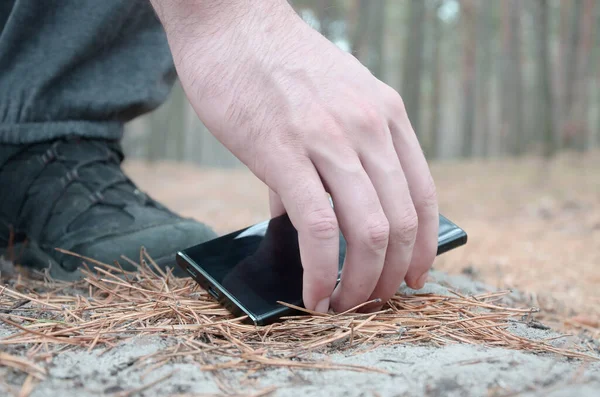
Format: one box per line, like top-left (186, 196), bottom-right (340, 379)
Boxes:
top-left (150, 0), bottom-right (298, 41)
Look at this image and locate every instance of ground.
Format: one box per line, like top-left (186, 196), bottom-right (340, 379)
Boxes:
top-left (1, 151), bottom-right (599, 396)
top-left (124, 150), bottom-right (600, 334)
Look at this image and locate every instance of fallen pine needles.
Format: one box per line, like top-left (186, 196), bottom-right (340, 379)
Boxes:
top-left (0, 250), bottom-right (597, 389)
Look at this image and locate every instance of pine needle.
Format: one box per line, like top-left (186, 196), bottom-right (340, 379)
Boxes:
top-left (0, 250), bottom-right (597, 394)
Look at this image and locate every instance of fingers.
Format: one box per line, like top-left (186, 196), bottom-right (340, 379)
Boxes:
top-left (359, 140), bottom-right (418, 310)
top-left (270, 87), bottom-right (437, 314)
top-left (270, 156), bottom-right (339, 313)
top-left (388, 98), bottom-right (439, 290)
top-left (268, 188), bottom-right (286, 217)
top-left (310, 146), bottom-right (388, 313)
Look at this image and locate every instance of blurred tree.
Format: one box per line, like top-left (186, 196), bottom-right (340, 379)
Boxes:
top-left (597, 5), bottom-right (600, 147)
top-left (532, 0), bottom-right (556, 158)
top-left (501, 0), bottom-right (525, 155)
top-left (350, 0), bottom-right (386, 79)
top-left (570, 0), bottom-right (596, 151)
top-left (474, 0), bottom-right (494, 157)
top-left (555, 0), bottom-right (569, 151)
top-left (562, 0), bottom-right (582, 148)
top-left (145, 83), bottom-right (187, 162)
top-left (500, 0), bottom-right (511, 155)
top-left (460, 0), bottom-right (477, 158)
top-left (367, 0), bottom-right (385, 79)
top-left (401, 0), bottom-right (426, 138)
top-left (122, 0), bottom-right (600, 166)
top-left (351, 0), bottom-right (370, 60)
top-left (427, 0), bottom-right (444, 159)
top-left (510, 0), bottom-right (525, 155)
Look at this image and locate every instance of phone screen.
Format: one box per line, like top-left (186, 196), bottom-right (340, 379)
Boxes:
top-left (179, 214), bottom-right (346, 322)
top-left (177, 213), bottom-right (465, 324)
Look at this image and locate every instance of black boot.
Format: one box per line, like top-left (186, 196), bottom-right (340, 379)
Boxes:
top-left (0, 137), bottom-right (217, 279)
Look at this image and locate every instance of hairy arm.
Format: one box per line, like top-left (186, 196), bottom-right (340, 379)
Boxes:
top-left (149, 0), bottom-right (293, 42)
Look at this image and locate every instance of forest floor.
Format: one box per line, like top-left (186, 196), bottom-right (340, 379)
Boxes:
top-left (1, 151), bottom-right (599, 396)
top-left (125, 150), bottom-right (600, 337)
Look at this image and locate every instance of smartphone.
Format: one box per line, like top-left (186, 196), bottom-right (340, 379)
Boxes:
top-left (176, 213), bottom-right (467, 326)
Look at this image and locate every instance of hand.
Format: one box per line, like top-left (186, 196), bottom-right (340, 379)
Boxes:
top-left (153, 0), bottom-right (439, 313)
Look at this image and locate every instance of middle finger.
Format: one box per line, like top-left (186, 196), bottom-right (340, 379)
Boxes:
top-left (311, 147), bottom-right (389, 313)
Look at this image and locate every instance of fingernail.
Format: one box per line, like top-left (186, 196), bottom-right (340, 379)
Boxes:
top-left (416, 272), bottom-right (429, 289)
top-left (315, 297), bottom-right (330, 314)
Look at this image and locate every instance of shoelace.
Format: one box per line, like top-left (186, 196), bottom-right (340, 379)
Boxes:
top-left (13, 139), bottom-right (151, 241)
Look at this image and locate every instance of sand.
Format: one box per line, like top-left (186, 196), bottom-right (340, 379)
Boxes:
top-left (8, 337), bottom-right (599, 397)
top-left (1, 270), bottom-right (599, 397)
top-left (2, 154), bottom-right (600, 395)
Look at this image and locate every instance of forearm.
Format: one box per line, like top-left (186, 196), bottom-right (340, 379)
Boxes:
top-left (149, 0), bottom-right (296, 40)
top-left (148, 0), bottom-right (307, 101)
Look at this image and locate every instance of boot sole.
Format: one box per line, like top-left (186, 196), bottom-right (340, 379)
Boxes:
top-left (0, 241), bottom-right (83, 280)
top-left (0, 242), bottom-right (181, 281)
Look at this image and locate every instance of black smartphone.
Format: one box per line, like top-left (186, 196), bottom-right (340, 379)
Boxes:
top-left (176, 213), bottom-right (467, 326)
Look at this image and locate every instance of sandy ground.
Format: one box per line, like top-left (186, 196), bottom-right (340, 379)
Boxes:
top-left (2, 152), bottom-right (599, 396)
top-left (2, 271), bottom-right (599, 397)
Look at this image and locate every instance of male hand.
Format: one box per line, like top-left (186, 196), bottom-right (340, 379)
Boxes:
top-left (151, 0), bottom-right (439, 313)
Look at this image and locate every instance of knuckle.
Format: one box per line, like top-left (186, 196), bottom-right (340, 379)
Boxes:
top-left (356, 103), bottom-right (386, 132)
top-left (320, 116), bottom-right (344, 138)
top-left (312, 116), bottom-right (348, 146)
top-left (301, 110), bottom-right (344, 140)
top-left (312, 111), bottom-right (342, 134)
top-left (304, 208), bottom-right (339, 240)
top-left (361, 215), bottom-right (390, 251)
top-left (383, 86), bottom-right (406, 115)
top-left (390, 209), bottom-right (419, 246)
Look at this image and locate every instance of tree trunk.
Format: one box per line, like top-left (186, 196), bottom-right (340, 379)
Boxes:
top-left (401, 0), bottom-right (425, 136)
top-left (501, 0), bottom-right (524, 156)
top-left (366, 0), bottom-right (385, 79)
top-left (474, 0), bottom-right (493, 157)
top-left (401, 0), bottom-right (426, 138)
top-left (562, 0), bottom-right (583, 148)
top-left (350, 0), bottom-right (370, 61)
top-left (349, 0), bottom-right (385, 80)
top-left (509, 0), bottom-right (524, 155)
top-left (555, 0), bottom-right (570, 150)
top-left (347, 0), bottom-right (360, 48)
top-left (460, 0), bottom-right (477, 158)
top-left (500, 1), bottom-right (511, 155)
top-left (170, 82), bottom-right (188, 161)
top-left (533, 0), bottom-right (556, 158)
top-left (597, 7), bottom-right (600, 148)
top-left (570, 0), bottom-right (596, 151)
top-left (429, 1), bottom-right (444, 159)
top-left (597, 65), bottom-right (600, 149)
